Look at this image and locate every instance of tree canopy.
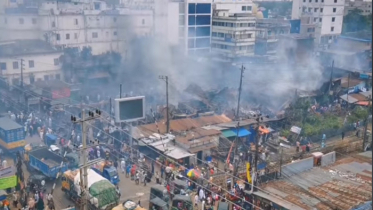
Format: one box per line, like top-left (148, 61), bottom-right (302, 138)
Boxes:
top-left (343, 9), bottom-right (372, 32)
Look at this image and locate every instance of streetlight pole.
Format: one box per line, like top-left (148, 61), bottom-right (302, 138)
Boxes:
top-left (236, 64), bottom-right (245, 120)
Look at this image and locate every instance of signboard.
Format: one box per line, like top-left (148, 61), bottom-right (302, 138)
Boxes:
top-left (114, 96), bottom-right (145, 123)
top-left (52, 88), bottom-right (71, 99)
top-left (0, 139), bottom-right (26, 150)
top-left (0, 166), bottom-right (16, 178)
top-left (0, 175), bottom-right (17, 190)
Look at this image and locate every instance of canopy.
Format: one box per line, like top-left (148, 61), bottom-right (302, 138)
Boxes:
top-left (73, 169), bottom-right (106, 195)
top-left (221, 130), bottom-right (237, 138)
top-left (229, 128), bottom-right (251, 137)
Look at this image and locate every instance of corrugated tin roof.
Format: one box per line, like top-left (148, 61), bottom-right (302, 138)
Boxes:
top-left (340, 78), bottom-right (364, 88)
top-left (260, 157), bottom-right (372, 210)
top-left (136, 115), bottom-right (231, 136)
top-left (175, 128), bottom-right (221, 144)
top-left (0, 117), bottom-right (23, 130)
top-left (340, 94), bottom-right (359, 103)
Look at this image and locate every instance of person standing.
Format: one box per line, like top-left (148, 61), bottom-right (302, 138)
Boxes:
top-left (114, 160), bottom-right (118, 169)
top-left (160, 165), bottom-right (165, 179)
top-left (155, 172), bottom-right (160, 184)
top-left (12, 191), bottom-right (18, 208)
top-left (120, 159), bottom-right (126, 174)
top-left (341, 131), bottom-right (345, 140)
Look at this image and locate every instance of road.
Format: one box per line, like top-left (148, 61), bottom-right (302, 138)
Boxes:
top-left (17, 133), bottom-right (155, 209)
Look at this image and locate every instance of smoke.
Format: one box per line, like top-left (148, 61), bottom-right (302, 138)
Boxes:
top-left (117, 32), bottom-right (326, 112)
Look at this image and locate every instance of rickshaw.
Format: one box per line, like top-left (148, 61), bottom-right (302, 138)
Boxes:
top-left (170, 179), bottom-right (189, 196)
top-left (170, 195), bottom-right (193, 210)
top-left (149, 185), bottom-right (170, 210)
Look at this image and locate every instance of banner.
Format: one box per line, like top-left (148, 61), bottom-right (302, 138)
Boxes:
top-left (0, 139), bottom-right (26, 149)
top-left (0, 175), bottom-right (17, 190)
top-left (0, 166), bottom-right (16, 178)
top-left (246, 162), bottom-right (252, 183)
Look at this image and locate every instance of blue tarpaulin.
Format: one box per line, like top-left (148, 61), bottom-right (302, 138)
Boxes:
top-left (230, 128), bottom-right (251, 137)
top-left (352, 201), bottom-right (372, 210)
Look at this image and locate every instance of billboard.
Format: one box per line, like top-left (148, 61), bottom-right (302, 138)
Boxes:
top-left (114, 96), bottom-right (145, 123)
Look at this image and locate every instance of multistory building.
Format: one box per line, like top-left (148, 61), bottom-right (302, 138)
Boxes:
top-left (292, 0), bottom-right (345, 44)
top-left (344, 0), bottom-right (372, 15)
top-left (0, 0), bottom-right (153, 55)
top-left (211, 0), bottom-right (256, 59)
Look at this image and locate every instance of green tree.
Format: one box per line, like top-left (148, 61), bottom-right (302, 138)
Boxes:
top-left (348, 106), bottom-right (369, 123)
top-left (343, 9), bottom-right (369, 32)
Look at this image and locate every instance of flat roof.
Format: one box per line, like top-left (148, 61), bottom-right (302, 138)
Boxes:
top-left (0, 117), bottom-right (23, 130)
top-left (0, 39), bottom-right (61, 57)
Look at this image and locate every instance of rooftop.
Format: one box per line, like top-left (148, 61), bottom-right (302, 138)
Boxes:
top-left (0, 40), bottom-right (61, 57)
top-left (0, 117), bottom-right (23, 130)
top-left (260, 156), bottom-right (372, 210)
top-left (135, 115), bottom-right (232, 137)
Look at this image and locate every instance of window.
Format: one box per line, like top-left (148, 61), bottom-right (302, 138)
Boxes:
top-left (179, 2), bottom-right (185, 14)
top-left (334, 0), bottom-right (337, 2)
top-left (188, 15), bottom-right (196, 25)
top-left (314, 8), bottom-right (318, 12)
top-left (74, 33), bottom-right (78, 39)
top-left (142, 19), bottom-right (145, 25)
top-left (188, 3), bottom-right (196, 14)
top-left (322, 0), bottom-right (324, 2)
top-left (303, 0), bottom-right (306, 2)
top-left (321, 8), bottom-right (323, 12)
top-left (195, 38), bottom-right (210, 48)
top-left (196, 15), bottom-right (210, 25)
top-left (28, 60), bottom-right (34, 68)
top-left (56, 34), bottom-right (60, 41)
top-left (307, 28), bottom-right (315, 32)
top-left (315, 0), bottom-right (318, 2)
top-left (113, 31), bottom-right (117, 36)
top-left (54, 58), bottom-right (59, 66)
top-left (309, 0), bottom-right (312, 2)
top-left (92, 32), bottom-right (98, 38)
top-left (331, 27), bottom-right (334, 31)
top-left (314, 18), bottom-right (317, 22)
top-left (19, 18), bottom-right (24, 24)
top-left (196, 3), bottom-right (211, 14)
top-left (0, 63), bottom-right (6, 70)
top-left (188, 38), bottom-right (195, 48)
top-left (308, 8), bottom-right (312, 12)
top-left (66, 33), bottom-right (70, 40)
top-left (333, 8), bottom-right (336, 12)
top-left (4, 18), bottom-right (7, 24)
top-left (75, 19), bottom-right (78, 25)
top-left (188, 27), bottom-right (196, 37)
top-left (212, 32), bottom-right (217, 37)
top-left (13, 61), bottom-right (19, 69)
top-left (52, 21), bottom-right (56, 27)
top-left (332, 17), bottom-right (335, 22)
top-left (242, 6), bottom-right (247, 11)
top-left (44, 75), bottom-right (49, 81)
top-left (319, 18), bottom-right (322, 22)
top-left (32, 18), bottom-right (37, 24)
top-left (113, 17), bottom-right (117, 22)
top-left (56, 74), bottom-right (61, 80)
top-left (196, 26), bottom-right (210, 36)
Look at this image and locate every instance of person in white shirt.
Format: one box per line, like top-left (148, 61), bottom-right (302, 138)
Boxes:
top-left (120, 160), bottom-right (126, 174)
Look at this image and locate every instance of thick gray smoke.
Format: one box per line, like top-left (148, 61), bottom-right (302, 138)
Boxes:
top-left (118, 33), bottom-right (325, 112)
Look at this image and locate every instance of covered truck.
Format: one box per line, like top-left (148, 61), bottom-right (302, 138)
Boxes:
top-left (92, 160), bottom-right (120, 185)
top-left (61, 169), bottom-right (119, 210)
top-left (28, 146), bottom-right (68, 178)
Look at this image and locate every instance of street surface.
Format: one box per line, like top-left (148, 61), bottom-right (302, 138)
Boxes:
top-left (16, 132), bottom-right (154, 209)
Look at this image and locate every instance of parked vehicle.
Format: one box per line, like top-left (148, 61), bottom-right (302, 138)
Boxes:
top-left (28, 146), bottom-right (68, 179)
top-left (91, 160), bottom-right (120, 185)
top-left (149, 185), bottom-right (192, 210)
top-left (61, 169), bottom-right (119, 210)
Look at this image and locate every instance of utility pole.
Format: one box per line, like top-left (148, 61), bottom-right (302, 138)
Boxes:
top-left (20, 59), bottom-right (28, 112)
top-left (362, 97), bottom-right (372, 151)
top-left (159, 75), bottom-right (169, 133)
top-left (328, 60), bottom-right (334, 93)
top-left (71, 109), bottom-right (102, 210)
top-left (236, 64), bottom-right (245, 120)
top-left (346, 72), bottom-right (350, 110)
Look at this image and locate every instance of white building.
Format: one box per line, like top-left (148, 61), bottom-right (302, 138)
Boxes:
top-left (0, 40), bottom-right (63, 86)
top-left (211, 0), bottom-right (256, 59)
top-left (344, 0), bottom-right (372, 15)
top-left (0, 0), bottom-right (153, 55)
top-left (292, 0), bottom-right (345, 44)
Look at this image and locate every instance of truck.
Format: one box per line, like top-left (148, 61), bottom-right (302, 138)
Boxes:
top-left (61, 169), bottom-right (119, 210)
top-left (28, 146), bottom-right (68, 179)
top-left (0, 117), bottom-right (26, 154)
top-left (91, 160), bottom-right (120, 185)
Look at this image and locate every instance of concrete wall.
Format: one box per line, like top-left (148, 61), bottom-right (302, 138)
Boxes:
top-left (321, 151), bottom-right (336, 166)
top-left (281, 157), bottom-right (314, 177)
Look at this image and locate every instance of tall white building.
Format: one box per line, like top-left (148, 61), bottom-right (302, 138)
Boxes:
top-left (0, 0), bottom-right (153, 55)
top-left (211, 0), bottom-right (256, 59)
top-left (292, 0), bottom-right (345, 44)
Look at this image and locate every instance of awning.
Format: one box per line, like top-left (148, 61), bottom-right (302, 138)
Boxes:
top-left (230, 128), bottom-right (251, 137)
top-left (221, 130), bottom-right (237, 138)
top-left (355, 101), bottom-right (370, 106)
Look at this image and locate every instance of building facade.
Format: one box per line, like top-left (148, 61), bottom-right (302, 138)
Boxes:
top-left (211, 0), bottom-right (256, 59)
top-left (292, 0), bottom-right (345, 44)
top-left (0, 0), bottom-right (153, 55)
top-left (0, 40), bottom-right (63, 86)
top-left (344, 0), bottom-right (372, 15)
top-left (255, 18), bottom-right (291, 55)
